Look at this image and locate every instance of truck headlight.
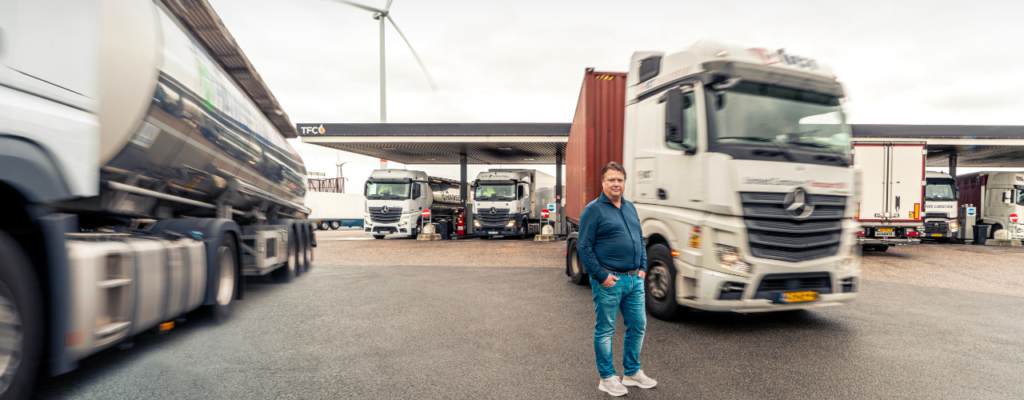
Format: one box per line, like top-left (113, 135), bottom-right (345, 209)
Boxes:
top-left (506, 220), bottom-right (515, 227)
top-left (398, 220), bottom-right (408, 227)
top-left (949, 222), bottom-right (958, 232)
top-left (473, 220), bottom-right (481, 228)
top-left (364, 217), bottom-right (371, 225)
top-left (715, 244), bottom-right (752, 274)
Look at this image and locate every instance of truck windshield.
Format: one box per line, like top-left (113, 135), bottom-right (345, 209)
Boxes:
top-left (475, 184), bottom-right (516, 200)
top-left (710, 82), bottom-right (850, 154)
top-left (365, 182), bottom-right (411, 200)
top-left (925, 182), bottom-right (957, 201)
top-left (1018, 189), bottom-right (1024, 206)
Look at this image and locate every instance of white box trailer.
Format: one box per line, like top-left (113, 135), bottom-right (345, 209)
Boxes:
top-left (306, 192), bottom-right (366, 230)
top-left (853, 142), bottom-right (926, 249)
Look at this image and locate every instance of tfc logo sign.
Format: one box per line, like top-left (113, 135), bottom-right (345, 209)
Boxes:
top-left (300, 124), bottom-right (326, 135)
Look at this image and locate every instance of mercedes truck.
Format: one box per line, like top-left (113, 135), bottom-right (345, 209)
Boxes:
top-left (564, 40), bottom-right (861, 319)
top-left (852, 142), bottom-right (926, 250)
top-left (472, 169), bottom-right (556, 238)
top-left (956, 171), bottom-right (1024, 240)
top-left (0, 0), bottom-right (314, 397)
top-left (364, 169), bottom-right (467, 239)
top-left (923, 171), bottom-right (959, 242)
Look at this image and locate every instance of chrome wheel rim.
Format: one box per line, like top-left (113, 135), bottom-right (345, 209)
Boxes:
top-left (216, 246), bottom-right (235, 306)
top-left (648, 262), bottom-right (671, 301)
top-left (0, 285), bottom-right (22, 395)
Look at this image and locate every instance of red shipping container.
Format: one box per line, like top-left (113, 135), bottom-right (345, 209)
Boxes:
top-left (956, 172), bottom-right (987, 217)
top-left (565, 68), bottom-right (627, 227)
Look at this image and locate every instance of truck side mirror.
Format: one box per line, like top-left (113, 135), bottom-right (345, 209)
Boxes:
top-left (413, 183), bottom-right (421, 199)
top-left (1004, 190), bottom-right (1013, 204)
top-left (665, 89), bottom-right (684, 144)
top-left (518, 185), bottom-right (524, 199)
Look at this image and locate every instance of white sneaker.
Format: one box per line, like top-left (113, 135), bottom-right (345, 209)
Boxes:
top-left (598, 376), bottom-right (628, 397)
top-left (623, 370), bottom-right (657, 389)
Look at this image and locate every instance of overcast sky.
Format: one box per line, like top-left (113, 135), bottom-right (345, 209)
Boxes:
top-left (208, 0), bottom-right (1024, 189)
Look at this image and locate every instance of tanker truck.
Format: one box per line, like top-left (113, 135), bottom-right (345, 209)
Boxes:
top-left (0, 0), bottom-right (314, 396)
top-left (364, 169), bottom-right (468, 239)
top-left (564, 40), bottom-right (861, 320)
top-left (472, 169), bottom-right (557, 239)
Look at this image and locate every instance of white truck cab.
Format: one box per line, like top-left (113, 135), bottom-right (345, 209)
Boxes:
top-left (364, 169), bottom-right (465, 238)
top-left (923, 171), bottom-right (959, 242)
top-left (472, 169), bottom-right (555, 238)
top-left (958, 171), bottom-right (1024, 240)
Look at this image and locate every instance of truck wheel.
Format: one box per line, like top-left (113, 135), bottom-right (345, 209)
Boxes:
top-left (373, 235), bottom-right (385, 240)
top-left (319, 222), bottom-right (330, 231)
top-left (272, 229), bottom-right (299, 283)
top-left (989, 224), bottom-right (1004, 240)
top-left (311, 222), bottom-right (318, 231)
top-left (0, 232), bottom-right (42, 400)
top-left (645, 244), bottom-right (681, 320)
top-left (210, 235), bottom-right (238, 323)
top-left (330, 221), bottom-right (341, 230)
top-left (304, 224), bottom-right (314, 270)
top-left (567, 240), bottom-right (588, 285)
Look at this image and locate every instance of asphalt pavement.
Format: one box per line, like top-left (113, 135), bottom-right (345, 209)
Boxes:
top-left (33, 234), bottom-right (1024, 399)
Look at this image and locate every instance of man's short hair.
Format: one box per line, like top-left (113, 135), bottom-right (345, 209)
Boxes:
top-left (601, 161), bottom-right (626, 181)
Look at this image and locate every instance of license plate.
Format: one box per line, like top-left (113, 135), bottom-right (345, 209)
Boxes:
top-left (489, 231), bottom-right (499, 235)
top-left (377, 231), bottom-right (386, 235)
top-left (876, 228), bottom-right (894, 237)
top-left (779, 291), bottom-right (818, 303)
top-left (932, 233), bottom-right (942, 237)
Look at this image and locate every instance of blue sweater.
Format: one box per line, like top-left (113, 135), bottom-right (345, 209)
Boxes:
top-left (577, 192), bottom-right (647, 284)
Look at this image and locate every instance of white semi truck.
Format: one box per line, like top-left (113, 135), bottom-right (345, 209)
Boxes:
top-left (923, 171), bottom-right (959, 242)
top-left (852, 142), bottom-right (926, 251)
top-left (472, 169), bottom-right (557, 239)
top-left (565, 40), bottom-right (860, 319)
top-left (364, 169), bottom-right (467, 239)
top-left (0, 0), bottom-right (315, 397)
top-left (956, 171), bottom-right (1024, 240)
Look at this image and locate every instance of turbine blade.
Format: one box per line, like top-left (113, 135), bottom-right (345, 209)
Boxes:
top-left (331, 0), bottom-right (384, 13)
top-left (386, 15), bottom-right (439, 92)
top-left (384, 0), bottom-right (394, 11)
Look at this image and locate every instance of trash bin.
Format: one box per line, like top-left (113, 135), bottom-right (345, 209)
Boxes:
top-left (972, 225), bottom-right (989, 245)
top-left (439, 220), bottom-right (450, 240)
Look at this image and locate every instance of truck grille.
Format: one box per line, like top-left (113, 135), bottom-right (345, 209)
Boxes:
top-left (753, 272), bottom-right (833, 301)
top-left (741, 192), bottom-right (845, 263)
top-left (476, 208), bottom-right (510, 226)
top-left (924, 221), bottom-right (948, 233)
top-left (368, 207), bottom-right (402, 224)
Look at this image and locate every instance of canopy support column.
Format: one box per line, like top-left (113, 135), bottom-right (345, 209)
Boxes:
top-left (948, 152), bottom-right (958, 177)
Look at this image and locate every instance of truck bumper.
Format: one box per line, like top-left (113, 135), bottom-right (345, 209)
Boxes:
top-left (364, 225), bottom-right (413, 235)
top-left (678, 262), bottom-right (860, 313)
top-left (476, 226), bottom-right (516, 236)
top-left (858, 237), bottom-right (919, 245)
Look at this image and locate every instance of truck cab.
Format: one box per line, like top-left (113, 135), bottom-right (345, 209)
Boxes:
top-left (566, 39), bottom-right (860, 319)
top-left (923, 171), bottom-right (959, 242)
top-left (472, 169), bottom-right (555, 238)
top-left (958, 171), bottom-right (1024, 240)
top-left (364, 169), bottom-right (430, 238)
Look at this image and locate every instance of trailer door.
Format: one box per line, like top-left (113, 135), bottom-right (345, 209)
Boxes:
top-left (888, 144), bottom-right (926, 221)
top-left (853, 144), bottom-right (887, 221)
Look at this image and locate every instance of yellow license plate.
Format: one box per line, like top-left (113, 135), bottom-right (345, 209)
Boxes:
top-left (779, 291), bottom-right (819, 303)
top-left (932, 233), bottom-right (942, 237)
top-left (878, 228), bottom-right (894, 233)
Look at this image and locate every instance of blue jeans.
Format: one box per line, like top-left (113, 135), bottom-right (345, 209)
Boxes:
top-left (591, 273), bottom-right (646, 379)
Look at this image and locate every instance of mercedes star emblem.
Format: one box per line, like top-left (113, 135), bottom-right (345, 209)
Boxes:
top-left (489, 207), bottom-right (497, 215)
top-left (783, 188), bottom-right (814, 219)
top-left (381, 205), bottom-right (390, 214)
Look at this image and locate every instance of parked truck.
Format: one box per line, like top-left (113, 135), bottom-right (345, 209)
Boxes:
top-left (956, 171), bottom-right (1024, 240)
top-left (564, 40), bottom-right (861, 319)
top-left (852, 142), bottom-right (926, 250)
top-left (0, 0), bottom-right (315, 397)
top-left (364, 169), bottom-right (467, 239)
top-left (307, 192), bottom-right (366, 230)
top-left (923, 171), bottom-right (959, 242)
top-left (472, 169), bottom-right (557, 238)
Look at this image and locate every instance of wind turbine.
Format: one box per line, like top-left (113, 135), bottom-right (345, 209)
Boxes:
top-left (334, 0), bottom-right (439, 123)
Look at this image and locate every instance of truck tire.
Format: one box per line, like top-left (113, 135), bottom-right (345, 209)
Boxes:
top-left (319, 221), bottom-right (330, 231)
top-left (304, 224), bottom-right (314, 270)
top-left (210, 235), bottom-right (238, 324)
top-left (330, 221), bottom-right (341, 230)
top-left (272, 228), bottom-right (299, 283)
top-left (645, 244), bottom-right (681, 320)
top-left (373, 235), bottom-right (385, 240)
top-left (0, 232), bottom-right (42, 400)
top-left (989, 224), bottom-right (1003, 240)
top-left (567, 240), bottom-right (588, 285)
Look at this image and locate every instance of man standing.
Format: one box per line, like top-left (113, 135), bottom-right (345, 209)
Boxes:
top-left (577, 161), bottom-right (657, 396)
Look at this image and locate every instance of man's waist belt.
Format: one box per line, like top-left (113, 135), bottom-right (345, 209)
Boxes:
top-left (602, 267), bottom-right (640, 276)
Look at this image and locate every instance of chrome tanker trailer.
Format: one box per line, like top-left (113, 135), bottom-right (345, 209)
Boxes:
top-left (0, 0), bottom-right (313, 397)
